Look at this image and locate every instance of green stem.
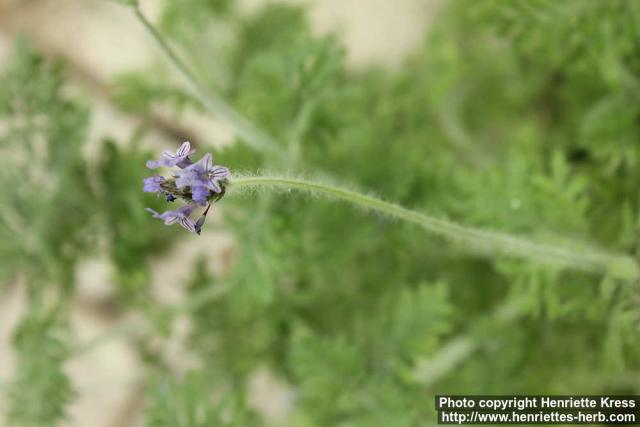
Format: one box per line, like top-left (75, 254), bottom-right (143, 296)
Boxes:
top-left (229, 175), bottom-right (639, 279)
top-left (133, 7), bottom-right (285, 161)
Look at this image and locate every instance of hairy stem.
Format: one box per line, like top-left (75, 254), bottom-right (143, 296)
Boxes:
top-left (133, 7), bottom-right (284, 160)
top-left (229, 175), bottom-right (639, 279)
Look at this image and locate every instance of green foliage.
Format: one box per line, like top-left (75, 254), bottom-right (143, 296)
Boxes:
top-left (157, 0), bottom-right (237, 94)
top-left (7, 304), bottom-right (73, 427)
top-left (111, 72), bottom-right (202, 116)
top-left (145, 371), bottom-right (258, 427)
top-left (161, 0), bottom-right (233, 27)
top-left (0, 42), bottom-right (182, 426)
top-left (0, 40), bottom-right (95, 287)
top-left (290, 284), bottom-right (451, 426)
top-left (4, 0), bottom-right (640, 426)
top-left (0, 41), bottom-right (91, 426)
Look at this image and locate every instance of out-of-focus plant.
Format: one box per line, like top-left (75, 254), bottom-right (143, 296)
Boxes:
top-left (0, 43), bottom-right (90, 426)
top-left (2, 0), bottom-right (640, 426)
top-left (0, 40), bottom-right (179, 426)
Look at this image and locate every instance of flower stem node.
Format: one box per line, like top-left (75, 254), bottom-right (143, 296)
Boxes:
top-left (143, 142), bottom-right (229, 234)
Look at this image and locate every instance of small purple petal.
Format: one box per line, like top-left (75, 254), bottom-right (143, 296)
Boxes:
top-left (179, 217), bottom-right (196, 233)
top-left (175, 142), bottom-right (195, 158)
top-left (146, 159), bottom-right (170, 169)
top-left (145, 204), bottom-right (197, 227)
top-left (176, 158), bottom-right (193, 168)
top-left (175, 167), bottom-right (198, 189)
top-left (205, 180), bottom-right (222, 193)
top-left (201, 153), bottom-right (212, 170)
top-left (174, 204), bottom-right (198, 217)
top-left (143, 175), bottom-right (165, 193)
top-left (191, 186), bottom-right (210, 206)
top-left (147, 141), bottom-right (196, 170)
top-left (210, 166), bottom-right (230, 179)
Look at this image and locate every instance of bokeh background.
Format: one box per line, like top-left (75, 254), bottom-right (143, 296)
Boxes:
top-left (1, 0), bottom-right (640, 426)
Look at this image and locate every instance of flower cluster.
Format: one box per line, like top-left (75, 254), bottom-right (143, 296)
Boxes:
top-left (143, 141), bottom-right (229, 234)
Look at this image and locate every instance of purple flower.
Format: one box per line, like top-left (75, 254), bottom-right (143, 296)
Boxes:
top-left (145, 204), bottom-right (197, 233)
top-left (143, 141), bottom-right (229, 235)
top-left (175, 153), bottom-right (230, 205)
top-left (143, 175), bottom-right (165, 193)
top-left (146, 141), bottom-right (195, 169)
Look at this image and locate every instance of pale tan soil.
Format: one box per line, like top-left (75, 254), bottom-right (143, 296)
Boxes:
top-left (0, 0), bottom-right (438, 425)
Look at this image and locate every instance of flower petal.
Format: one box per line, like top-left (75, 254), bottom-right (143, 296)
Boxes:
top-left (176, 204), bottom-right (198, 217)
top-left (143, 175), bottom-right (165, 193)
top-left (162, 150), bottom-right (177, 160)
top-left (201, 153), bottom-right (212, 170)
top-left (177, 141), bottom-right (193, 157)
top-left (191, 186), bottom-right (210, 205)
top-left (210, 166), bottom-right (230, 179)
top-left (205, 180), bottom-right (222, 193)
top-left (148, 142), bottom-right (196, 169)
top-left (179, 217), bottom-right (196, 232)
top-left (146, 159), bottom-right (169, 169)
top-left (175, 168), bottom-right (197, 188)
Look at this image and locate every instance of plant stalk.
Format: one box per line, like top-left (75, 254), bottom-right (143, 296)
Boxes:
top-left (134, 7), bottom-right (285, 160)
top-left (229, 175), bottom-right (639, 279)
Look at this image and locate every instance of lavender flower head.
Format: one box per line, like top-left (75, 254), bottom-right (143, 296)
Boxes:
top-left (143, 142), bottom-right (229, 234)
top-left (175, 154), bottom-right (230, 205)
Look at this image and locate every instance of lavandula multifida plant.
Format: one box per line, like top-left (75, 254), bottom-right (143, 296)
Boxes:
top-left (143, 142), bottom-right (229, 234)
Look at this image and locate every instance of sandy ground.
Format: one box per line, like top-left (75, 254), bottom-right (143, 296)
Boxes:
top-left (0, 0), bottom-right (438, 425)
